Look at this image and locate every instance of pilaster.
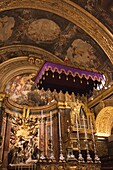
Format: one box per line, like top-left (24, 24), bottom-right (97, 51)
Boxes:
top-left (2, 112), bottom-right (12, 170)
top-left (0, 93), bottom-right (6, 169)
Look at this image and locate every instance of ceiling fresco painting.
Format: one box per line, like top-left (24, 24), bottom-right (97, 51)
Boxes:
top-left (5, 74), bottom-right (34, 105)
top-left (0, 9), bottom-right (68, 46)
top-left (66, 39), bottom-right (101, 69)
top-left (5, 73), bottom-right (55, 106)
top-left (0, 8), bottom-right (112, 75)
top-left (26, 19), bottom-right (61, 42)
top-left (71, 0), bottom-right (113, 33)
top-left (0, 16), bottom-right (15, 42)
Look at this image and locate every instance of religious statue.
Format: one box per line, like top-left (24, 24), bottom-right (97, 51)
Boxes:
top-left (68, 100), bottom-right (83, 126)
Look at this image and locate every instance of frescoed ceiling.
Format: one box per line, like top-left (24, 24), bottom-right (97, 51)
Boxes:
top-left (0, 0), bottom-right (113, 100)
top-left (0, 8), bottom-right (112, 71)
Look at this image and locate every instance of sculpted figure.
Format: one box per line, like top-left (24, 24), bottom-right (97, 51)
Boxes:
top-left (69, 100), bottom-right (83, 126)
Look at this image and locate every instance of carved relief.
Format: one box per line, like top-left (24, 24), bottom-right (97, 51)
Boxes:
top-left (28, 57), bottom-right (44, 66)
top-left (96, 107), bottom-right (113, 136)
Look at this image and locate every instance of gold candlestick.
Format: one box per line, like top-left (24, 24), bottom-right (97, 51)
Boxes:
top-left (83, 115), bottom-right (93, 163)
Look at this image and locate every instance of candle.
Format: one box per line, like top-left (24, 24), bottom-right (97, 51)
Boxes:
top-left (41, 110), bottom-right (44, 134)
top-left (50, 111), bottom-right (52, 138)
top-left (90, 117), bottom-right (94, 139)
top-left (76, 114), bottom-right (84, 162)
top-left (26, 108), bottom-right (30, 118)
top-left (41, 110), bottom-right (43, 120)
top-left (49, 111), bottom-right (55, 161)
top-left (75, 114), bottom-right (79, 141)
top-left (36, 119), bottom-right (40, 149)
top-left (58, 112), bottom-right (61, 138)
top-left (90, 116), bottom-right (101, 163)
top-left (45, 119), bottom-right (48, 157)
top-left (83, 115), bottom-right (93, 163)
top-left (58, 111), bottom-right (65, 162)
top-left (83, 115), bottom-right (87, 140)
top-left (40, 110), bottom-right (45, 160)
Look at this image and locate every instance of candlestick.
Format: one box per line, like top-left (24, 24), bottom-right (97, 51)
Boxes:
top-left (58, 111), bottom-right (65, 162)
top-left (75, 114), bottom-right (84, 163)
top-left (40, 110), bottom-right (45, 161)
top-left (38, 120), bottom-right (40, 149)
top-left (58, 112), bottom-right (61, 138)
top-left (50, 111), bottom-right (52, 138)
top-left (37, 119), bottom-right (40, 161)
top-left (45, 119), bottom-right (48, 158)
top-left (66, 111), bottom-right (76, 161)
top-left (83, 115), bottom-right (93, 163)
top-left (49, 111), bottom-right (55, 161)
top-left (90, 116), bottom-right (101, 163)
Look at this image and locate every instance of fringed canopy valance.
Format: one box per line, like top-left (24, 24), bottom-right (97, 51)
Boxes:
top-left (35, 62), bottom-right (104, 83)
top-left (34, 62), bottom-right (105, 95)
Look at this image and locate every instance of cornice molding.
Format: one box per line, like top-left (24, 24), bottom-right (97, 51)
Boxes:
top-left (4, 97), bottom-right (58, 118)
top-left (0, 0), bottom-right (112, 63)
top-left (88, 86), bottom-right (113, 108)
top-left (0, 45), bottom-right (63, 63)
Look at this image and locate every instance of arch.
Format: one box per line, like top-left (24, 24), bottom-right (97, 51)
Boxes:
top-left (0, 0), bottom-right (112, 63)
top-left (96, 106), bottom-right (113, 137)
top-left (0, 46), bottom-right (63, 92)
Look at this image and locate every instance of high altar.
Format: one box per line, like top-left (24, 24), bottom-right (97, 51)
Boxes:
top-left (0, 61), bottom-right (103, 170)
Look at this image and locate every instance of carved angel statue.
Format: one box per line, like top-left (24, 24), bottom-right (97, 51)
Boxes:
top-left (69, 100), bottom-right (83, 126)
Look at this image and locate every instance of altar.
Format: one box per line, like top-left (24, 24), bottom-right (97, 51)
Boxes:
top-left (3, 94), bottom-right (101, 170)
top-left (0, 61), bottom-right (103, 170)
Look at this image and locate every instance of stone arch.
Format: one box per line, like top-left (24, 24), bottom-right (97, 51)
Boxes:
top-left (0, 0), bottom-right (112, 63)
top-left (96, 106), bottom-right (113, 137)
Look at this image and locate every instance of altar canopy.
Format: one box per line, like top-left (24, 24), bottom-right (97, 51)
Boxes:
top-left (34, 62), bottom-right (105, 95)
